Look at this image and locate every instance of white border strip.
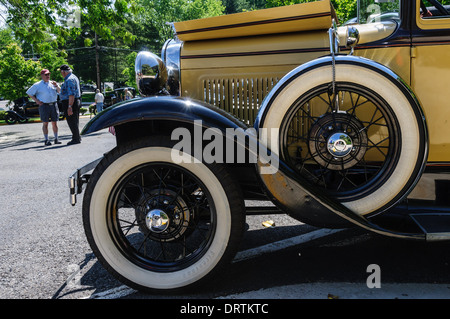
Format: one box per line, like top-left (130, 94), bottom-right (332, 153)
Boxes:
top-left (233, 228), bottom-right (343, 262)
top-left (81, 285), bottom-right (136, 299)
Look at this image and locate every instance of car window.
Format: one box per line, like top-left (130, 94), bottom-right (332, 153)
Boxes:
top-left (358, 0), bottom-right (401, 24)
top-left (417, 0), bottom-right (450, 29)
top-left (420, 0), bottom-right (450, 18)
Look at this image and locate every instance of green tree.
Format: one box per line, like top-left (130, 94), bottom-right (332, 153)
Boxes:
top-left (0, 0), bottom-right (136, 46)
top-left (424, 0), bottom-right (450, 5)
top-left (1, 0), bottom-right (137, 88)
top-left (331, 0), bottom-right (357, 23)
top-left (136, 0), bottom-right (224, 46)
top-left (265, 0), bottom-right (357, 24)
top-left (222, 0), bottom-right (267, 14)
top-left (38, 42), bottom-right (69, 82)
top-left (122, 51), bottom-right (138, 89)
top-left (0, 27), bottom-right (14, 48)
top-left (0, 43), bottom-right (41, 101)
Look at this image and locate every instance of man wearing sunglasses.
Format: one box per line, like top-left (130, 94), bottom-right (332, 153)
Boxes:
top-left (26, 69), bottom-right (61, 146)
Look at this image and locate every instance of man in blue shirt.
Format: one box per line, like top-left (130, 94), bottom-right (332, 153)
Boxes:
top-left (26, 69), bottom-right (61, 146)
top-left (59, 64), bottom-right (81, 145)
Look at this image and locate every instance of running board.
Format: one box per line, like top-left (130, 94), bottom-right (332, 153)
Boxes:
top-left (410, 213), bottom-right (450, 241)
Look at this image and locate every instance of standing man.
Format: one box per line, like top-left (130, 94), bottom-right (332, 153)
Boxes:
top-left (26, 69), bottom-right (61, 146)
top-left (124, 88), bottom-right (133, 100)
top-left (59, 64), bottom-right (82, 145)
top-left (94, 89), bottom-right (104, 113)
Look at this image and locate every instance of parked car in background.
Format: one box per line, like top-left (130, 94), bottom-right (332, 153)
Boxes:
top-left (103, 87), bottom-right (137, 107)
top-left (4, 96), bottom-right (65, 124)
top-left (80, 84), bottom-right (96, 92)
top-left (71, 0), bottom-right (450, 293)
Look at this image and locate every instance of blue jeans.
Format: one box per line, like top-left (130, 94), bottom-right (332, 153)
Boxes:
top-left (96, 102), bottom-right (104, 113)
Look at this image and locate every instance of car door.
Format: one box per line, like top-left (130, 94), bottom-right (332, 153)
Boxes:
top-left (24, 97), bottom-right (39, 117)
top-left (411, 0), bottom-right (450, 162)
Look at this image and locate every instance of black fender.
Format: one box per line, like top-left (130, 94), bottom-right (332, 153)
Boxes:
top-left (81, 96), bottom-right (249, 135)
top-left (5, 110), bottom-right (25, 120)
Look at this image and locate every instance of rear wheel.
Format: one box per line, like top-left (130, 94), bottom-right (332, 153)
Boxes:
top-left (83, 137), bottom-right (245, 292)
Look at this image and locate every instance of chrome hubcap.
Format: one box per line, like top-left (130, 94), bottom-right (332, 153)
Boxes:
top-left (327, 132), bottom-right (353, 158)
top-left (146, 209), bottom-right (170, 233)
top-left (308, 112), bottom-right (368, 170)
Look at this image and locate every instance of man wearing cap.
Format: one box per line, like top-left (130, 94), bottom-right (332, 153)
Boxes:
top-left (26, 69), bottom-right (62, 146)
top-left (59, 64), bottom-right (82, 145)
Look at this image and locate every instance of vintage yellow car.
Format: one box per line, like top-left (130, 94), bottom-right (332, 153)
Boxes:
top-left (70, 0), bottom-right (450, 292)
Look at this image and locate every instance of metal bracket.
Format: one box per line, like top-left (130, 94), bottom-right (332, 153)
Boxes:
top-left (328, 19), bottom-right (340, 112)
top-left (69, 157), bottom-right (103, 206)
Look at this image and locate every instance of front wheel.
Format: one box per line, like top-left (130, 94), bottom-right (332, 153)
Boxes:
top-left (4, 113), bottom-right (17, 125)
top-left (82, 137), bottom-right (245, 292)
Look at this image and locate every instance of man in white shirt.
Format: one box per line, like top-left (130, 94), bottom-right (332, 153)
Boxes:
top-left (94, 89), bottom-right (104, 113)
top-left (26, 69), bottom-right (61, 146)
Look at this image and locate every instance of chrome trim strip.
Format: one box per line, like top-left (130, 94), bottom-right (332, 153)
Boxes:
top-left (180, 47), bottom-right (331, 59)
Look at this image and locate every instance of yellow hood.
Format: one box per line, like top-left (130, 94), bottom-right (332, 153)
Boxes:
top-left (173, 0), bottom-right (337, 42)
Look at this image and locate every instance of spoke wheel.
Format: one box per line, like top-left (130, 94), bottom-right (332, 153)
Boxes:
top-left (108, 162), bottom-right (216, 272)
top-left (258, 61), bottom-right (427, 217)
top-left (281, 82), bottom-right (400, 202)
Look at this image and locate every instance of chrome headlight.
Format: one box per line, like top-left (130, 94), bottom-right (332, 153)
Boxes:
top-left (346, 26), bottom-right (360, 55)
top-left (135, 51), bottom-right (168, 96)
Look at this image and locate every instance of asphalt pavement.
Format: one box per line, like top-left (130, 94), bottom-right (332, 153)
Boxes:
top-left (1, 103), bottom-right (450, 303)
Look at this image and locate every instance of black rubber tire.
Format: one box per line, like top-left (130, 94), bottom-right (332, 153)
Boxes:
top-left (4, 113), bottom-right (17, 125)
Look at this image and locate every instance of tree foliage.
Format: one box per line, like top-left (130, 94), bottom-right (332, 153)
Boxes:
top-left (38, 43), bottom-right (69, 82)
top-left (136, 0), bottom-right (225, 44)
top-left (122, 51), bottom-right (138, 89)
top-left (265, 0), bottom-right (357, 23)
top-left (0, 43), bottom-right (40, 101)
top-left (0, 27), bottom-right (14, 48)
top-left (0, 0), bottom-right (136, 48)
